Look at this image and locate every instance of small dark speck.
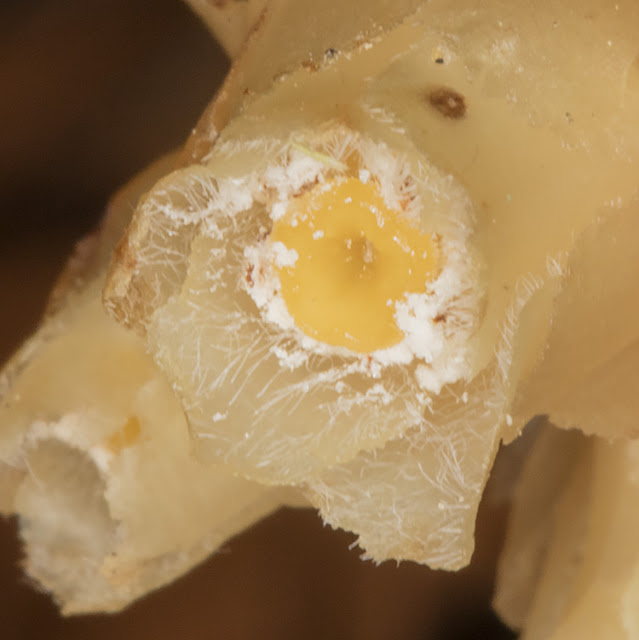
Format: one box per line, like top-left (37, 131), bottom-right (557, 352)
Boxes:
top-left (435, 57), bottom-right (445, 64)
top-left (428, 87), bottom-right (467, 119)
top-left (324, 48), bottom-right (339, 59)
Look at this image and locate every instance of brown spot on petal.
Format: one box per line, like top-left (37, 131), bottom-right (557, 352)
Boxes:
top-left (428, 87), bottom-right (467, 119)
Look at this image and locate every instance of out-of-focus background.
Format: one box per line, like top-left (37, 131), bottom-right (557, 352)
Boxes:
top-left (0, 2), bottom-right (517, 638)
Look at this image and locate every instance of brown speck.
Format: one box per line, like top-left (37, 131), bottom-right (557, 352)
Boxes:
top-left (301, 59), bottom-right (319, 72)
top-left (433, 314), bottom-right (447, 324)
top-left (293, 176), bottom-right (320, 198)
top-left (112, 236), bottom-right (137, 271)
top-left (105, 416), bottom-right (142, 455)
top-left (399, 195), bottom-right (416, 210)
top-left (245, 264), bottom-right (255, 287)
top-left (257, 222), bottom-right (272, 242)
top-left (324, 48), bottom-right (339, 59)
top-left (428, 87), bottom-right (467, 119)
top-left (435, 57), bottom-right (445, 64)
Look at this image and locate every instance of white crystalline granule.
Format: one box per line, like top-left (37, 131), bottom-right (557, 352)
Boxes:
top-left (271, 242), bottom-right (298, 268)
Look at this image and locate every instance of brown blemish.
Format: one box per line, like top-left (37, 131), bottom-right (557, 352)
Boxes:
top-left (112, 235), bottom-right (137, 272)
top-left (292, 176), bottom-right (320, 198)
top-left (433, 313), bottom-right (447, 324)
top-left (301, 59), bottom-right (319, 73)
top-left (428, 87), bottom-right (467, 119)
top-left (104, 416), bottom-right (141, 455)
top-left (257, 222), bottom-right (272, 243)
top-left (245, 263), bottom-right (255, 287)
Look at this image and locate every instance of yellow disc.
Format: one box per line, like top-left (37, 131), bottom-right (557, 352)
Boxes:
top-left (271, 177), bottom-right (440, 353)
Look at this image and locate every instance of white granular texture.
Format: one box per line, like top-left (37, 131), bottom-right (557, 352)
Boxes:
top-left (237, 128), bottom-right (481, 392)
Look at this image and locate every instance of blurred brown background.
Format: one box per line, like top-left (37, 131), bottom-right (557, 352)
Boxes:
top-left (0, 2), bottom-right (517, 638)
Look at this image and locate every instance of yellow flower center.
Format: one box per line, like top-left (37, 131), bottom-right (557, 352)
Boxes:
top-left (270, 177), bottom-right (440, 353)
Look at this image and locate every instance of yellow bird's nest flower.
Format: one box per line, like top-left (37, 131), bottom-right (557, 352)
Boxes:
top-left (104, 125), bottom-right (503, 568)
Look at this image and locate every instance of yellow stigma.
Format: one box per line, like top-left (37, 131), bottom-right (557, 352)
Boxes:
top-left (270, 176), bottom-right (440, 353)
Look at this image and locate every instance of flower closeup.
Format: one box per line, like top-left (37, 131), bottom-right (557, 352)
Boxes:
top-left (104, 125), bottom-right (491, 567)
top-left (2, 0), bottom-right (639, 632)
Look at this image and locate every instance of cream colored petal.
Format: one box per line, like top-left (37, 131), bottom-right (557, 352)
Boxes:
top-left (500, 435), bottom-right (639, 640)
top-left (303, 270), bottom-right (565, 569)
top-left (178, 0), bottom-right (427, 164)
top-left (513, 200), bottom-right (639, 440)
top-left (305, 373), bottom-right (504, 569)
top-left (493, 425), bottom-right (591, 631)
